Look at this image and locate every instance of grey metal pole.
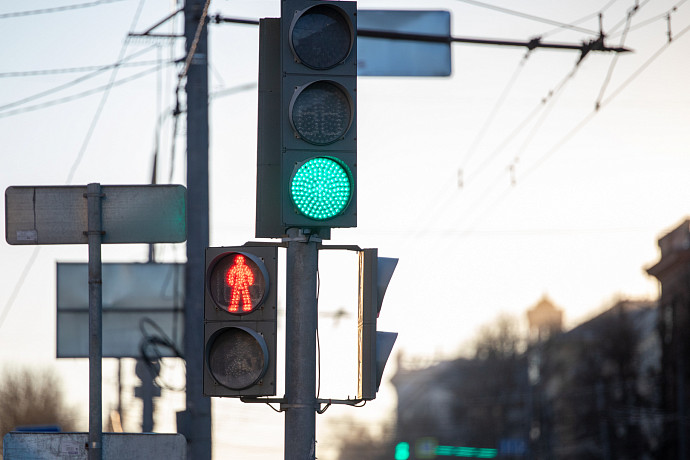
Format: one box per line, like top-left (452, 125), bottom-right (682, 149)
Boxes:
top-left (86, 183), bottom-right (103, 460)
top-left (284, 228), bottom-right (318, 460)
top-left (183, 0), bottom-right (212, 458)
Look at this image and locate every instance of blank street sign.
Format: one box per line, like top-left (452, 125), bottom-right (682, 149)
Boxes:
top-left (5, 184), bottom-right (186, 245)
top-left (358, 10), bottom-right (452, 77)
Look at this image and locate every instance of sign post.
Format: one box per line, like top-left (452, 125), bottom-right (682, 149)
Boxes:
top-left (5, 183), bottom-right (186, 460)
top-left (86, 183), bottom-right (104, 459)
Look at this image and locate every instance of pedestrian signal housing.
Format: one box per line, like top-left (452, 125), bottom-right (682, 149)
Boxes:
top-left (203, 245), bottom-right (278, 397)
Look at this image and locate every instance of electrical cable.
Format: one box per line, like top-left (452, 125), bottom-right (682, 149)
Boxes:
top-left (408, 52), bottom-right (534, 244)
top-left (538, 0), bottom-right (619, 39)
top-left (595, 2), bottom-right (637, 111)
top-left (178, 0), bottom-right (212, 82)
top-left (0, 45), bottom-right (158, 113)
top-left (0, 0), bottom-right (148, 334)
top-left (410, 55), bottom-right (585, 244)
top-left (457, 24), bottom-right (690, 237)
top-left (0, 59), bottom-right (163, 78)
top-left (607, 0), bottom-right (651, 37)
top-left (139, 317), bottom-right (186, 392)
top-left (0, 0), bottom-right (126, 19)
top-left (599, 22), bottom-right (690, 108)
top-left (454, 0), bottom-right (600, 36)
top-left (0, 64), bottom-right (165, 120)
top-left (458, 50), bottom-right (532, 181)
top-left (65, 0), bottom-right (146, 185)
top-left (609, 0), bottom-right (688, 38)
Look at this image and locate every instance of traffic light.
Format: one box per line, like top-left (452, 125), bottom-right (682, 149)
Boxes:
top-left (358, 248), bottom-right (398, 400)
top-left (203, 245), bottom-right (278, 397)
top-left (256, 0), bottom-right (357, 238)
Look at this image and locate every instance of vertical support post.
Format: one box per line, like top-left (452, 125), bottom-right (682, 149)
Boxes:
top-left (86, 182), bottom-right (103, 460)
top-left (284, 228), bottom-right (318, 460)
top-left (183, 0), bottom-right (212, 458)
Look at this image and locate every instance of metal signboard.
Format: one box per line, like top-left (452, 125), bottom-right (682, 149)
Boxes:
top-left (5, 184), bottom-right (186, 245)
top-left (57, 263), bottom-right (184, 358)
top-left (357, 10), bottom-right (452, 77)
top-left (3, 432), bottom-right (186, 460)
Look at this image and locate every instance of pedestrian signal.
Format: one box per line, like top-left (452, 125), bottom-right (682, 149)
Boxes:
top-left (204, 245), bottom-right (278, 397)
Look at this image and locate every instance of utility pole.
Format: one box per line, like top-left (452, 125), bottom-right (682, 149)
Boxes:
top-left (183, 0), bottom-right (212, 458)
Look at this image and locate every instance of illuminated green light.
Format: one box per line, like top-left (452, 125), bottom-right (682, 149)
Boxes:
top-left (290, 157), bottom-right (352, 221)
top-left (394, 442), bottom-right (410, 460)
top-left (435, 445), bottom-right (497, 458)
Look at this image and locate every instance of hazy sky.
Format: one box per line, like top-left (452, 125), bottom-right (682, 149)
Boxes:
top-left (1, 0), bottom-right (689, 458)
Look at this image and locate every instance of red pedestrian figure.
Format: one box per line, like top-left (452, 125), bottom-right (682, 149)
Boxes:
top-left (226, 254), bottom-right (254, 312)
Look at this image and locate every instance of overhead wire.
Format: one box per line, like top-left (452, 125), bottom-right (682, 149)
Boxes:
top-left (406, 51), bottom-right (533, 244)
top-left (607, 0), bottom-right (651, 36)
top-left (406, 0), bottom-right (646, 245)
top-left (0, 0), bottom-right (126, 19)
top-left (454, 0), bottom-right (600, 36)
top-left (595, 0), bottom-right (638, 111)
top-left (0, 64), bottom-right (165, 119)
top-left (413, 0), bottom-right (684, 243)
top-left (458, 50), bottom-right (533, 184)
top-left (0, 0), bottom-right (148, 333)
top-left (408, 53), bottom-right (585, 244)
top-left (0, 46), bottom-right (158, 113)
top-left (0, 60), bottom-right (163, 78)
top-left (600, 22), bottom-right (690, 108)
top-left (608, 0), bottom-right (689, 38)
top-left (66, 0), bottom-right (146, 184)
top-left (538, 0), bottom-right (620, 39)
top-left (461, 20), bottom-right (690, 236)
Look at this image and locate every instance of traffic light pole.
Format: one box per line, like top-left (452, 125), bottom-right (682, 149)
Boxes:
top-left (284, 228), bottom-right (319, 460)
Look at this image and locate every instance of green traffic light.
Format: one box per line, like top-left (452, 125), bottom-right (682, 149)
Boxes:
top-left (394, 442), bottom-right (410, 460)
top-left (289, 156), bottom-right (352, 220)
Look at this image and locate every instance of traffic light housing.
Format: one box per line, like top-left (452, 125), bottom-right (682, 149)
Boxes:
top-left (358, 248), bottom-right (398, 400)
top-left (203, 245), bottom-right (278, 397)
top-left (256, 0), bottom-right (357, 238)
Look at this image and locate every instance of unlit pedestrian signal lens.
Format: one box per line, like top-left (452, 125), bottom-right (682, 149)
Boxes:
top-left (289, 157), bottom-right (352, 220)
top-left (290, 4), bottom-right (353, 70)
top-left (207, 252), bottom-right (268, 314)
top-left (206, 327), bottom-right (269, 390)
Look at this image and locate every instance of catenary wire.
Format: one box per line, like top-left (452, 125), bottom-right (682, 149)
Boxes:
top-left (409, 55), bottom-right (586, 244)
top-left (538, 0), bottom-right (620, 39)
top-left (0, 0), bottom-right (148, 333)
top-left (458, 50), bottom-right (533, 181)
top-left (0, 0), bottom-right (126, 19)
top-left (609, 0), bottom-right (689, 38)
top-left (595, 1), bottom-right (637, 111)
top-left (178, 0), bottom-right (212, 82)
top-left (457, 23), bottom-right (690, 237)
top-left (0, 46), bottom-right (158, 113)
top-left (0, 64), bottom-right (164, 119)
top-left (65, 0), bottom-right (144, 184)
top-left (0, 60), bottom-right (163, 78)
top-left (454, 0), bottom-right (600, 36)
